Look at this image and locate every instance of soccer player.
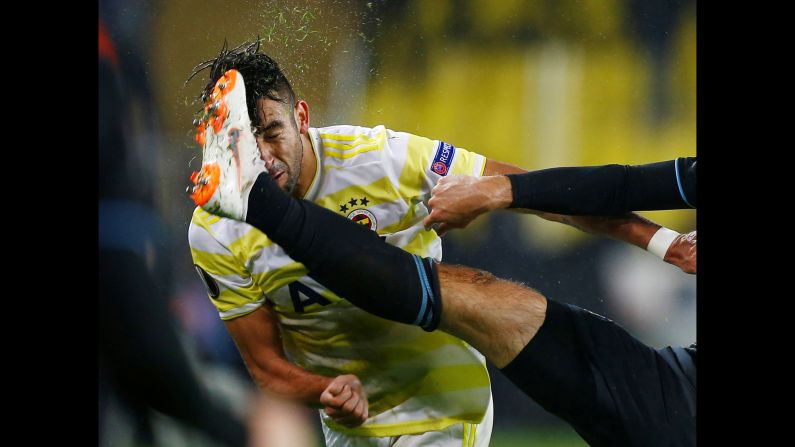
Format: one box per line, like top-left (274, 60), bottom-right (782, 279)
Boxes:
top-left (187, 42), bottom-right (494, 446)
top-left (186, 41), bottom-right (684, 446)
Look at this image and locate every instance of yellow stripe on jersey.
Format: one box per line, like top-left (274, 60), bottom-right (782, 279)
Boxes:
top-left (216, 292), bottom-right (265, 319)
top-left (314, 175), bottom-right (398, 216)
top-left (227, 227), bottom-right (274, 258)
top-left (448, 144), bottom-right (485, 177)
top-left (350, 363), bottom-right (489, 415)
top-left (323, 143), bottom-right (382, 159)
top-left (190, 247), bottom-right (264, 316)
top-left (190, 209), bottom-right (266, 317)
top-left (377, 205), bottom-right (417, 235)
top-left (194, 208), bottom-right (209, 219)
top-left (397, 134), bottom-right (485, 193)
top-left (319, 128), bottom-right (385, 143)
top-left (321, 134), bottom-right (384, 150)
top-left (253, 261), bottom-right (308, 295)
top-left (377, 194), bottom-right (437, 236)
top-left (320, 129), bottom-right (386, 159)
top-left (194, 207), bottom-right (212, 221)
top-left (190, 248), bottom-right (241, 277)
top-left (413, 364), bottom-right (491, 396)
top-left (398, 133), bottom-right (436, 200)
top-left (399, 227), bottom-right (438, 258)
top-left (325, 414), bottom-right (487, 438)
top-left (288, 332), bottom-right (473, 376)
top-left (194, 207), bottom-right (222, 226)
top-left (192, 207), bottom-right (219, 237)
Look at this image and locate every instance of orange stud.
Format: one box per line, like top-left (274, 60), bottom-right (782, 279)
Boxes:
top-left (211, 102), bottom-right (228, 133)
top-left (190, 163), bottom-right (220, 206)
top-left (195, 120), bottom-right (207, 146)
top-left (221, 69), bottom-right (237, 92)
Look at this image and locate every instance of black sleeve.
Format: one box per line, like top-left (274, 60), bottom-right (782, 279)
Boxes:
top-left (676, 157), bottom-right (697, 208)
top-left (505, 157), bottom-right (697, 215)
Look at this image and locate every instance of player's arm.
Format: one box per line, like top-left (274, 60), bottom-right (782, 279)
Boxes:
top-left (424, 158), bottom-right (695, 273)
top-left (189, 221), bottom-right (367, 427)
top-left (485, 160), bottom-right (668, 252)
top-left (426, 158), bottom-right (695, 226)
top-left (224, 305), bottom-right (369, 427)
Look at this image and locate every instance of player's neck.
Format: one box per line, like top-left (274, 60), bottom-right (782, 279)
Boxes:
top-left (293, 131), bottom-right (317, 199)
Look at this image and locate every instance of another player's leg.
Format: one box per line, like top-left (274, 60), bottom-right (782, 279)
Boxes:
top-left (501, 299), bottom-right (696, 447)
top-left (433, 264), bottom-right (546, 367)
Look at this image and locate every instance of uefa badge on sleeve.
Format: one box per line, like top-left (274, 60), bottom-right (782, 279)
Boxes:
top-left (430, 141), bottom-right (455, 176)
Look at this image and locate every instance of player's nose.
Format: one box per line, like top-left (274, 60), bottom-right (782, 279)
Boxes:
top-left (259, 150), bottom-right (276, 169)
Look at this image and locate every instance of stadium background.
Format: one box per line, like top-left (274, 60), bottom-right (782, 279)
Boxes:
top-left (99, 0), bottom-right (696, 445)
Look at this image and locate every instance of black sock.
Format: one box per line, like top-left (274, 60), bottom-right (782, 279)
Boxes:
top-left (505, 160), bottom-right (690, 215)
top-left (245, 172), bottom-right (442, 331)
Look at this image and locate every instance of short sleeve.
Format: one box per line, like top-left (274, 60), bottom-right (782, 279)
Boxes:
top-left (188, 212), bottom-right (266, 320)
top-left (388, 132), bottom-right (486, 203)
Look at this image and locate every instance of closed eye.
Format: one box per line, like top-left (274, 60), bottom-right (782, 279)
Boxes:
top-left (256, 120), bottom-right (285, 139)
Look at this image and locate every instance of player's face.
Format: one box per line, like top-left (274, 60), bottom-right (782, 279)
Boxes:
top-left (254, 97), bottom-right (304, 194)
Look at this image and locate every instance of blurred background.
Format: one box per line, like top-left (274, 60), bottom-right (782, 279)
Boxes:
top-left (99, 0), bottom-right (695, 445)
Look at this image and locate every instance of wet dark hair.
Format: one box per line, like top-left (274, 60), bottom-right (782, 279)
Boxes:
top-left (186, 39), bottom-right (296, 128)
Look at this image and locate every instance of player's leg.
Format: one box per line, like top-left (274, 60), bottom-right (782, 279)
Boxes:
top-left (434, 263), bottom-right (546, 367)
top-left (240, 174), bottom-right (696, 446)
top-left (501, 299), bottom-right (696, 447)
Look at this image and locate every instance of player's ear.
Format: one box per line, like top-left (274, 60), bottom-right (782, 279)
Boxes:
top-left (294, 100), bottom-right (310, 134)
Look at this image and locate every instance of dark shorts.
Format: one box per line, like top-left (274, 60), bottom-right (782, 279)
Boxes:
top-left (501, 299), bottom-right (696, 447)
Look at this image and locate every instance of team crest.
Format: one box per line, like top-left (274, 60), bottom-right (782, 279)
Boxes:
top-left (338, 196), bottom-right (377, 231)
top-left (347, 208), bottom-right (377, 230)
